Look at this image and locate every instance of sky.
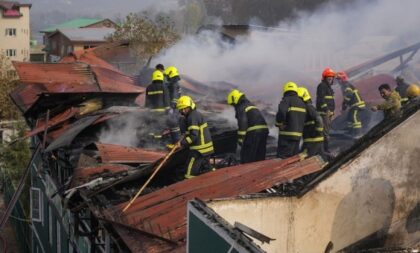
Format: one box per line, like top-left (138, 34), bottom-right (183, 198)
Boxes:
top-left (153, 0), bottom-right (420, 103)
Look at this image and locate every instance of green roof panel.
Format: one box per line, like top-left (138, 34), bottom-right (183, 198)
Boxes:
top-left (40, 18), bottom-right (103, 33)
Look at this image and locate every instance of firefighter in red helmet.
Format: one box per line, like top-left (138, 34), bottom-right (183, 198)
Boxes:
top-left (336, 71), bottom-right (366, 137)
top-left (316, 67), bottom-right (336, 153)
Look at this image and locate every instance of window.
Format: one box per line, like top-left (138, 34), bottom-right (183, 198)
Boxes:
top-left (30, 188), bottom-right (43, 222)
top-left (5, 28), bottom-right (16, 36)
top-left (5, 49), bottom-right (16, 57)
top-left (49, 206), bottom-right (53, 246)
top-left (56, 220), bottom-right (61, 253)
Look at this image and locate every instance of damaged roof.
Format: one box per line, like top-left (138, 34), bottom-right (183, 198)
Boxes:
top-left (94, 156), bottom-right (324, 252)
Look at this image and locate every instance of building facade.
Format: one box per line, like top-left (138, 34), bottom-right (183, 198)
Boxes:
top-left (0, 1), bottom-right (31, 63)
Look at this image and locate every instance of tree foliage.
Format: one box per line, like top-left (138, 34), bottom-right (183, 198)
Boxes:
top-left (0, 55), bottom-right (20, 120)
top-left (109, 12), bottom-right (180, 61)
top-left (0, 122), bottom-right (31, 182)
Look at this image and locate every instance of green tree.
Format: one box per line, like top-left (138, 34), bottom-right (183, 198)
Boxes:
top-left (0, 55), bottom-right (20, 120)
top-left (109, 12), bottom-right (180, 64)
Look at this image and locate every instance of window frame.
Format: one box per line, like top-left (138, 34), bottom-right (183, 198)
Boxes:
top-left (30, 187), bottom-right (43, 223)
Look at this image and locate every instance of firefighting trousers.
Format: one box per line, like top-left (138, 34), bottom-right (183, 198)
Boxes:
top-left (277, 137), bottom-right (300, 159)
top-left (346, 107), bottom-right (363, 136)
top-left (321, 114), bottom-right (332, 152)
top-left (184, 150), bottom-right (212, 179)
top-left (240, 130), bottom-right (268, 164)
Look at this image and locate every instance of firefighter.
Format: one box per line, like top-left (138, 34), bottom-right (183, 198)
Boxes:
top-left (297, 87), bottom-right (325, 159)
top-left (276, 82), bottom-right (306, 158)
top-left (227, 89), bottom-right (269, 163)
top-left (155, 63), bottom-right (165, 73)
top-left (336, 71), bottom-right (366, 137)
top-left (164, 66), bottom-right (182, 109)
top-left (371, 83), bottom-right (401, 119)
top-left (176, 96), bottom-right (214, 179)
top-left (316, 67), bottom-right (336, 153)
top-left (395, 76), bottom-right (410, 106)
top-left (145, 70), bottom-right (180, 143)
top-left (407, 84), bottom-right (420, 102)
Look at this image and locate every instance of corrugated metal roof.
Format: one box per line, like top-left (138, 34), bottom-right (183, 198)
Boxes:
top-left (10, 62), bottom-right (143, 113)
top-left (24, 107), bottom-right (79, 138)
top-left (99, 156), bottom-right (324, 252)
top-left (72, 164), bottom-right (133, 187)
top-left (95, 143), bottom-right (166, 164)
top-left (40, 18), bottom-right (103, 33)
top-left (58, 28), bottom-right (115, 42)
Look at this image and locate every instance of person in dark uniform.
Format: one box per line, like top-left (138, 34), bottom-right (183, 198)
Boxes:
top-left (276, 82), bottom-right (307, 158)
top-left (316, 67), bottom-right (336, 153)
top-left (176, 96), bottom-right (214, 179)
top-left (336, 71), bottom-right (366, 137)
top-left (297, 87), bottom-right (326, 159)
top-left (227, 89), bottom-right (269, 163)
top-left (164, 66), bottom-right (182, 109)
top-left (145, 70), bottom-right (180, 144)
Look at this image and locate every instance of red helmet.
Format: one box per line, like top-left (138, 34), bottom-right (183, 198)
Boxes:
top-left (336, 71), bottom-right (348, 81)
top-left (322, 67), bottom-right (336, 79)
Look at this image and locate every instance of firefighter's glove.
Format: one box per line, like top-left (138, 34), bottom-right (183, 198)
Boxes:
top-left (238, 138), bottom-right (244, 147)
top-left (327, 110), bottom-right (334, 117)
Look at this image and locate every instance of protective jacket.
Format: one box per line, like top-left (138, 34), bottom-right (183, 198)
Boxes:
top-left (181, 109), bottom-right (214, 156)
top-left (302, 101), bottom-right (324, 143)
top-left (316, 80), bottom-right (335, 114)
top-left (145, 80), bottom-right (170, 112)
top-left (377, 90), bottom-right (401, 119)
top-left (395, 82), bottom-right (410, 105)
top-left (341, 81), bottom-right (366, 110)
top-left (276, 91), bottom-right (307, 140)
top-left (234, 96), bottom-right (268, 144)
top-left (167, 76), bottom-right (182, 108)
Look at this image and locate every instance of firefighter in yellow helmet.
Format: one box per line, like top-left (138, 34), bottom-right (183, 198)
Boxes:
top-left (145, 70), bottom-right (180, 144)
top-left (276, 82), bottom-right (307, 158)
top-left (297, 87), bottom-right (328, 160)
top-left (407, 84), bottom-right (420, 102)
top-left (164, 66), bottom-right (182, 109)
top-left (176, 96), bottom-right (214, 179)
top-left (227, 89), bottom-right (268, 163)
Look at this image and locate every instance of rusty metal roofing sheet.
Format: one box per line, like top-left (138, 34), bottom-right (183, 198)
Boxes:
top-left (100, 156), bottom-right (324, 251)
top-left (95, 143), bottom-right (165, 164)
top-left (45, 115), bottom-right (101, 152)
top-left (72, 164), bottom-right (133, 187)
top-left (60, 48), bottom-right (121, 73)
top-left (24, 107), bottom-right (79, 138)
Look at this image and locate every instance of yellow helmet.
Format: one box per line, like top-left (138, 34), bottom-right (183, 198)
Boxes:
top-left (297, 87), bottom-right (311, 102)
top-left (176, 95), bottom-right (196, 110)
top-left (283, 81), bottom-right (298, 94)
top-left (164, 66), bottom-right (179, 78)
top-left (407, 84), bottom-right (420, 98)
top-left (152, 70), bottom-right (164, 81)
top-left (227, 89), bottom-right (244, 105)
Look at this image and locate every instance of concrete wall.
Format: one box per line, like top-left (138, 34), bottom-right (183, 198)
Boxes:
top-left (209, 111), bottom-right (420, 253)
top-left (0, 6), bottom-right (31, 62)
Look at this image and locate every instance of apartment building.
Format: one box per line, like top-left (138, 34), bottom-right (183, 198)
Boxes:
top-left (0, 1), bottom-right (31, 63)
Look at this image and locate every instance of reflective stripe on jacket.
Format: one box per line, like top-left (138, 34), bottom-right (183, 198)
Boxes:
top-left (182, 109), bottom-right (214, 155)
top-left (276, 92), bottom-right (306, 140)
top-left (145, 80), bottom-right (171, 112)
top-left (234, 96), bottom-right (268, 143)
top-left (302, 101), bottom-right (324, 143)
top-left (341, 81), bottom-right (366, 109)
top-left (316, 80), bottom-right (335, 113)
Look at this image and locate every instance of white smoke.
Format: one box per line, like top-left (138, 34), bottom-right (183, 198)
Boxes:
top-left (154, 0), bottom-right (420, 104)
